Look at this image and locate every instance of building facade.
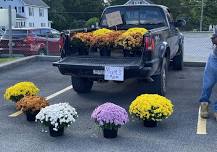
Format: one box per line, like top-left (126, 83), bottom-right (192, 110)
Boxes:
top-left (0, 0), bottom-right (51, 28)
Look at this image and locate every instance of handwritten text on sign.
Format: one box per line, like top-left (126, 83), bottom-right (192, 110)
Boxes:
top-left (104, 66), bottom-right (124, 81)
top-left (105, 11), bottom-right (123, 27)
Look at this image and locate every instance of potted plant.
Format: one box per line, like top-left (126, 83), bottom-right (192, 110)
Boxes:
top-left (36, 103), bottom-right (78, 137)
top-left (91, 102), bottom-right (129, 138)
top-left (4, 82), bottom-right (40, 103)
top-left (92, 28), bottom-right (114, 57)
top-left (115, 28), bottom-right (148, 57)
top-left (129, 94), bottom-right (174, 128)
top-left (16, 96), bottom-right (49, 122)
top-left (72, 32), bottom-right (94, 55)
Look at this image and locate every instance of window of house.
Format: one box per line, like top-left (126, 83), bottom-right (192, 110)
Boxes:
top-left (29, 22), bottom-right (34, 27)
top-left (15, 7), bottom-right (17, 12)
top-left (22, 7), bottom-right (24, 13)
top-left (29, 7), bottom-right (34, 16)
top-left (18, 7), bottom-right (22, 13)
top-left (39, 8), bottom-right (44, 17)
top-left (41, 23), bottom-right (46, 27)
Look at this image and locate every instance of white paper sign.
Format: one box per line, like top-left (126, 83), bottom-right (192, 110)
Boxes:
top-left (105, 11), bottom-right (123, 27)
top-left (104, 66), bottom-right (124, 81)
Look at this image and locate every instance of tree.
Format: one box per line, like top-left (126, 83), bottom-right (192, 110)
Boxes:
top-left (43, 0), bottom-right (68, 30)
top-left (85, 17), bottom-right (100, 27)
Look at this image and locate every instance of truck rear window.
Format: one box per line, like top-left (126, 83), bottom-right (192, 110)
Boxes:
top-left (3, 30), bottom-right (28, 39)
top-left (101, 6), bottom-right (167, 29)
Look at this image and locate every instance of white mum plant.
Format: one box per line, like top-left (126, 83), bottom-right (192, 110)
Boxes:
top-left (36, 103), bottom-right (78, 131)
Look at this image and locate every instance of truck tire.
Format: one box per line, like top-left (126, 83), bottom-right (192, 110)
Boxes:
top-left (152, 57), bottom-right (168, 96)
top-left (38, 48), bottom-right (47, 56)
top-left (172, 46), bottom-right (183, 70)
top-left (71, 77), bottom-right (93, 93)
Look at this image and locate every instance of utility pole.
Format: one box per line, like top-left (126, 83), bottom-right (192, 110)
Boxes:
top-left (200, 0), bottom-right (204, 31)
top-left (8, 5), bottom-right (13, 57)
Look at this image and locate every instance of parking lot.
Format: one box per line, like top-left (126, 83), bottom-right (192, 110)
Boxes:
top-left (1, 60), bottom-right (217, 152)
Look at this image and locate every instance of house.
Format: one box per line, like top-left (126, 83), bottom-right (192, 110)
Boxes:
top-left (0, 9), bottom-right (16, 30)
top-left (0, 0), bottom-right (51, 28)
top-left (125, 0), bottom-right (153, 5)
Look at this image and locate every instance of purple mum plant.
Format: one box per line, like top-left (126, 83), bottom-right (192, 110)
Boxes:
top-left (91, 102), bottom-right (129, 130)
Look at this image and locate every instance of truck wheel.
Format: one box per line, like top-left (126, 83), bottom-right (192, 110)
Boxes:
top-left (173, 46), bottom-right (183, 70)
top-left (71, 77), bottom-right (93, 93)
top-left (152, 57), bottom-right (167, 96)
top-left (38, 48), bottom-right (47, 56)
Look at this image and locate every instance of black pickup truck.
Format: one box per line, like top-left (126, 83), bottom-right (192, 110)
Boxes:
top-left (53, 4), bottom-right (185, 96)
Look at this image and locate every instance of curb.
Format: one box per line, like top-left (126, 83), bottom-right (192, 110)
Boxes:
top-left (0, 55), bottom-right (206, 72)
top-left (0, 56), bottom-right (37, 72)
top-left (0, 55), bottom-right (60, 72)
top-left (182, 31), bottom-right (212, 34)
top-left (184, 62), bottom-right (206, 67)
top-left (36, 55), bottom-right (60, 62)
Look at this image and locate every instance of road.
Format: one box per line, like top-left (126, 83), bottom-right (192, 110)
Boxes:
top-left (1, 60), bottom-right (217, 152)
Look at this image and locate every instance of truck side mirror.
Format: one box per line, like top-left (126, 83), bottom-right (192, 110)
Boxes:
top-left (175, 19), bottom-right (186, 27)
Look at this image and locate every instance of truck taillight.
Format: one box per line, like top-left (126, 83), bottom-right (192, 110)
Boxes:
top-left (144, 37), bottom-right (155, 51)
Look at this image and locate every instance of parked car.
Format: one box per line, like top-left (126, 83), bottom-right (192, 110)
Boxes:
top-left (54, 4), bottom-right (185, 96)
top-left (0, 28), bottom-right (61, 56)
top-left (0, 29), bottom-right (4, 37)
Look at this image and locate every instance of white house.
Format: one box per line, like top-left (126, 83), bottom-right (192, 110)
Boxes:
top-left (0, 9), bottom-right (16, 29)
top-left (125, 0), bottom-right (153, 5)
top-left (0, 0), bottom-right (51, 28)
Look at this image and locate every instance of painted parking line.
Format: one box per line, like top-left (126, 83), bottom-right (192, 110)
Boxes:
top-left (45, 85), bottom-right (73, 100)
top-left (8, 85), bottom-right (73, 117)
top-left (196, 107), bottom-right (207, 135)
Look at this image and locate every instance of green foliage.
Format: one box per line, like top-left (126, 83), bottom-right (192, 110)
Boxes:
top-left (44, 0), bottom-right (217, 31)
top-left (85, 17), bottom-right (100, 27)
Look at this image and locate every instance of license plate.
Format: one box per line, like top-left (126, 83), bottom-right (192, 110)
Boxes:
top-left (93, 70), bottom-right (104, 75)
top-left (104, 66), bottom-right (124, 81)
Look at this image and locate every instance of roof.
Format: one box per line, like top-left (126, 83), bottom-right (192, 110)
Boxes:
top-left (16, 14), bottom-right (26, 19)
top-left (125, 0), bottom-right (154, 5)
top-left (106, 4), bottom-right (168, 10)
top-left (22, 0), bottom-right (49, 8)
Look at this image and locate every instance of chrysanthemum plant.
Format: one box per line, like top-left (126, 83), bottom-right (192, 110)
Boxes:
top-left (91, 102), bottom-right (129, 130)
top-left (129, 94), bottom-right (174, 122)
top-left (4, 82), bottom-right (40, 102)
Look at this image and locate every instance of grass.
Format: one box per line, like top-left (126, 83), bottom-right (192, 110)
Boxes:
top-left (0, 57), bottom-right (19, 64)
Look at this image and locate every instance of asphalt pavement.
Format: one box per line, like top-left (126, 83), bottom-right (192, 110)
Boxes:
top-left (1, 60), bottom-right (217, 152)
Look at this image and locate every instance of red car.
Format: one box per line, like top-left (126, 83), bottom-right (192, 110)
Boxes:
top-left (0, 28), bottom-right (61, 56)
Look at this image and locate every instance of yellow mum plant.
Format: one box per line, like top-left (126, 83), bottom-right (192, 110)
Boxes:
top-left (116, 28), bottom-right (148, 50)
top-left (129, 94), bottom-right (173, 121)
top-left (92, 28), bottom-right (113, 37)
top-left (4, 82), bottom-right (40, 102)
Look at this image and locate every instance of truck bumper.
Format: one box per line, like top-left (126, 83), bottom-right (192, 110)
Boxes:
top-left (53, 56), bottom-right (160, 80)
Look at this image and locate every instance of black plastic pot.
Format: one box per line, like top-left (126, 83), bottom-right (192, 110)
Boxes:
top-left (103, 128), bottom-right (118, 138)
top-left (100, 47), bottom-right (111, 57)
top-left (25, 110), bottom-right (40, 122)
top-left (49, 126), bottom-right (64, 137)
top-left (143, 120), bottom-right (158, 128)
top-left (78, 49), bottom-right (89, 55)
